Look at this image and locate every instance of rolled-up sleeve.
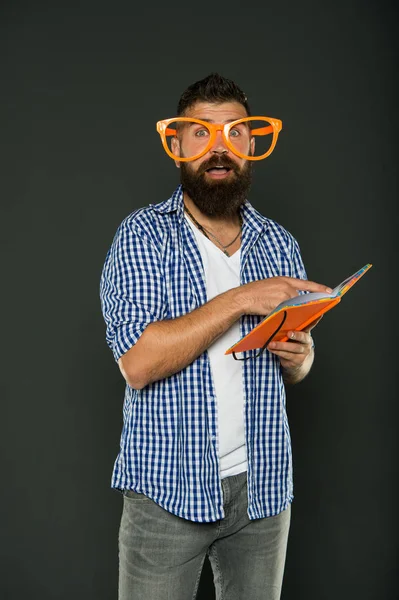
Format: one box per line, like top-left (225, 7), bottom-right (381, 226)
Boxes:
top-left (100, 217), bottom-right (166, 362)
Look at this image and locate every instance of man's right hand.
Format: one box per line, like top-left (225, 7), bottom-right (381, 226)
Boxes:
top-left (236, 276), bottom-right (333, 316)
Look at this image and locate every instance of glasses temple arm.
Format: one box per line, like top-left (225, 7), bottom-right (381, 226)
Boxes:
top-left (250, 125), bottom-right (274, 136)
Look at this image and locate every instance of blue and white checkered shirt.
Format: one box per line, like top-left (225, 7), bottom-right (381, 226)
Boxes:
top-left (100, 185), bottom-right (307, 523)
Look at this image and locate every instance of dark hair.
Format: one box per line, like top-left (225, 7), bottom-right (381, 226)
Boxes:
top-left (177, 72), bottom-right (251, 116)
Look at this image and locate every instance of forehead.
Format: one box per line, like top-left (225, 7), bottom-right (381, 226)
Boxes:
top-left (184, 101), bottom-right (248, 123)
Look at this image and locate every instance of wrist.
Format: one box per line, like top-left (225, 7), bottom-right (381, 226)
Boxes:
top-left (282, 348), bottom-right (314, 384)
top-left (225, 286), bottom-right (248, 319)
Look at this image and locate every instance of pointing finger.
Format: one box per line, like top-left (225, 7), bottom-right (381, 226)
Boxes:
top-left (290, 278), bottom-right (332, 294)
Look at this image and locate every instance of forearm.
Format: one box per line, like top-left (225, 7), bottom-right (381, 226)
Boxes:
top-left (118, 274), bottom-right (329, 389)
top-left (119, 286), bottom-right (245, 389)
top-left (282, 347), bottom-right (314, 385)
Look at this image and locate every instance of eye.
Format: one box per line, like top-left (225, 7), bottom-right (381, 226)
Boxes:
top-left (229, 128), bottom-right (240, 138)
top-left (195, 128), bottom-right (209, 138)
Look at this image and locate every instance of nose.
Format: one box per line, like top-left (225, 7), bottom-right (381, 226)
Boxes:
top-left (211, 130), bottom-right (229, 154)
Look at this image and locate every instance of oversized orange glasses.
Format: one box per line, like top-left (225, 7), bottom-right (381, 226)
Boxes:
top-left (156, 116), bottom-right (283, 162)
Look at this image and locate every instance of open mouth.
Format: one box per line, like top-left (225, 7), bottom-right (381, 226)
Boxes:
top-left (205, 166), bottom-right (232, 175)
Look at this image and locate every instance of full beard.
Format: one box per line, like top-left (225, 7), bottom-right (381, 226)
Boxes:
top-left (180, 155), bottom-right (253, 218)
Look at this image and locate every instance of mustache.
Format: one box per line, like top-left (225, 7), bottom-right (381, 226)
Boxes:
top-left (197, 155), bottom-right (240, 176)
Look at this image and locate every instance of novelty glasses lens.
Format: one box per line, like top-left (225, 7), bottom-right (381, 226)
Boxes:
top-left (162, 119), bottom-right (212, 161)
top-left (228, 118), bottom-right (276, 159)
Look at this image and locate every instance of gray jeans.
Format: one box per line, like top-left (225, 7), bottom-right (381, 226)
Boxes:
top-left (118, 471), bottom-right (291, 600)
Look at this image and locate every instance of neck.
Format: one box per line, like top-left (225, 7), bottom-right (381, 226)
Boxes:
top-left (183, 192), bottom-right (243, 257)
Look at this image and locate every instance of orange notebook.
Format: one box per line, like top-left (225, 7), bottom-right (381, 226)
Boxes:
top-left (225, 264), bottom-right (372, 355)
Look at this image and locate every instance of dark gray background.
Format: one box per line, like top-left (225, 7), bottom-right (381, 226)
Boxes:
top-left (1, 1), bottom-right (397, 598)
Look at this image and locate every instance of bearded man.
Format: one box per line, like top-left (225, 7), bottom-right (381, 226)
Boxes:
top-left (100, 73), bottom-right (331, 600)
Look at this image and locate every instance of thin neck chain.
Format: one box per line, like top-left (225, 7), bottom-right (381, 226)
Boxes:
top-left (184, 204), bottom-right (242, 257)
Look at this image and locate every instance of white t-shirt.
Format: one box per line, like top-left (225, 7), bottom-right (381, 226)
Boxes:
top-left (185, 215), bottom-right (247, 479)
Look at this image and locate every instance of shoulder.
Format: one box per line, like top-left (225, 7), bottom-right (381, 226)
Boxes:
top-left (120, 206), bottom-right (161, 241)
top-left (114, 187), bottom-right (182, 248)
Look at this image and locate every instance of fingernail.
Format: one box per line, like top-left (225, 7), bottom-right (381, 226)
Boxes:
top-left (289, 331), bottom-right (295, 339)
top-left (269, 342), bottom-right (276, 349)
top-left (326, 287), bottom-right (333, 293)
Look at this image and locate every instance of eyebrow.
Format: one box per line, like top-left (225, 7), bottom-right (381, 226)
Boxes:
top-left (190, 118), bottom-right (241, 124)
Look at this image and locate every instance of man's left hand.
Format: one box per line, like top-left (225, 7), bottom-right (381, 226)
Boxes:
top-left (267, 329), bottom-right (314, 369)
top-left (267, 315), bottom-right (322, 373)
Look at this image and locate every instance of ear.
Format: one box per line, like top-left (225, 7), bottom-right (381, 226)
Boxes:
top-left (171, 136), bottom-right (181, 168)
top-left (250, 137), bottom-right (255, 156)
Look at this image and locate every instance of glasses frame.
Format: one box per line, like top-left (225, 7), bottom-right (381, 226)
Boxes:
top-left (156, 116), bottom-right (283, 162)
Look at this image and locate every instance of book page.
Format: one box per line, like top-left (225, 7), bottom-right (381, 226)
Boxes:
top-left (266, 290), bottom-right (334, 318)
top-left (260, 264), bottom-right (371, 323)
top-left (330, 264), bottom-right (372, 296)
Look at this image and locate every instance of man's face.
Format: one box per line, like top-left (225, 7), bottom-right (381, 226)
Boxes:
top-left (172, 101), bottom-right (253, 218)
